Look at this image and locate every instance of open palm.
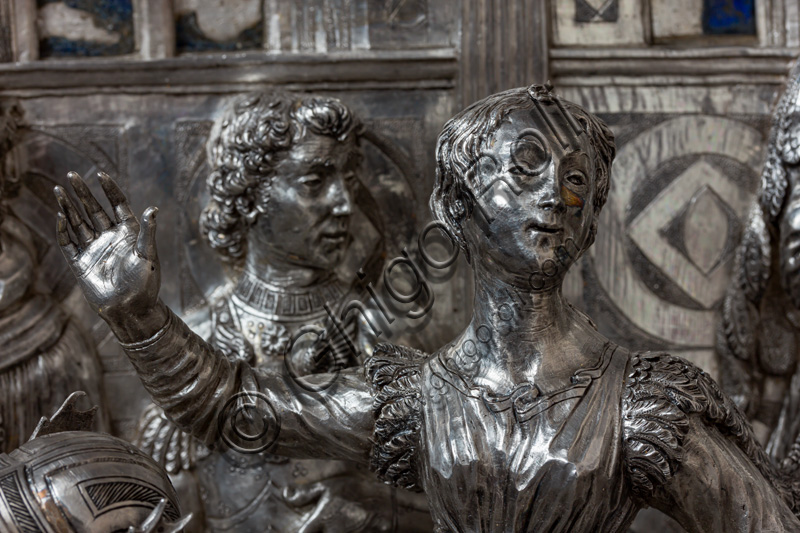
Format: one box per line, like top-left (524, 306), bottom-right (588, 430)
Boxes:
top-left (55, 172), bottom-right (161, 328)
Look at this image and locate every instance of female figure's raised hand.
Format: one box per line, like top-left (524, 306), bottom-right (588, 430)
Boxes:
top-left (55, 172), bottom-right (167, 342)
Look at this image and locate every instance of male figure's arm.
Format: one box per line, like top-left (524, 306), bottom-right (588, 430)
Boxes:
top-left (55, 172), bottom-right (375, 463)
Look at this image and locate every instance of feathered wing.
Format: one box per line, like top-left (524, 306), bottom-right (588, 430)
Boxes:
top-left (135, 403), bottom-right (210, 475)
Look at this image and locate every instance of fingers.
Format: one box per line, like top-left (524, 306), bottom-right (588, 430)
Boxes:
top-left (136, 206), bottom-right (158, 261)
top-left (67, 171), bottom-right (112, 231)
top-left (54, 185), bottom-right (95, 245)
top-left (56, 212), bottom-right (79, 258)
top-left (98, 171), bottom-right (135, 222)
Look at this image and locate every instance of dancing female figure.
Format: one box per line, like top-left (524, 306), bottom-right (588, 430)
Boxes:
top-left (56, 85), bottom-right (800, 532)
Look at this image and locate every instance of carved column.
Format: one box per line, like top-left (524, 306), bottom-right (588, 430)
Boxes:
top-left (0, 2), bottom-right (11, 62)
top-left (134, 0), bottom-right (175, 59)
top-left (460, 0), bottom-right (549, 107)
top-left (9, 0), bottom-right (37, 62)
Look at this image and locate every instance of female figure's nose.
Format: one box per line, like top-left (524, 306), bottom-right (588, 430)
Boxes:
top-left (536, 174), bottom-right (565, 212)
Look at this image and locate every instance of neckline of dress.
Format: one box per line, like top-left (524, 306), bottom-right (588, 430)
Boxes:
top-left (430, 342), bottom-right (616, 422)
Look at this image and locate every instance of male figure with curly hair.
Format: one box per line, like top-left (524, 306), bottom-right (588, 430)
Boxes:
top-left (57, 85), bottom-right (800, 532)
top-left (132, 92), bottom-right (429, 532)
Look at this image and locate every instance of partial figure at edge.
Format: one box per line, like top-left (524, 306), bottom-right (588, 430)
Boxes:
top-left (0, 99), bottom-right (106, 453)
top-left (716, 58), bottom-right (800, 466)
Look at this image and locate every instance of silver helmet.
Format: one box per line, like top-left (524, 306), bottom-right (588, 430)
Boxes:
top-left (0, 392), bottom-right (191, 532)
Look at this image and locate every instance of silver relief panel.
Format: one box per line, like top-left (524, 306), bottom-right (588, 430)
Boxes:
top-left (576, 113), bottom-right (768, 375)
top-left (13, 87), bottom-right (462, 442)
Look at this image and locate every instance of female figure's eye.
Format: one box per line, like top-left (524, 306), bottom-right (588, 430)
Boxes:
top-left (565, 171), bottom-right (586, 187)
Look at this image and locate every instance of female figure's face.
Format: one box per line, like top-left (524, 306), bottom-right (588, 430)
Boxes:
top-left (461, 108), bottom-right (596, 291)
top-left (248, 133), bottom-right (360, 272)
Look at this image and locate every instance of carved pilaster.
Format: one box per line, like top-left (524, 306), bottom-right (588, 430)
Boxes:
top-left (460, 0), bottom-right (549, 107)
top-left (0, 1), bottom-right (12, 63)
top-left (134, 0), bottom-right (175, 59)
top-left (9, 0), bottom-right (37, 62)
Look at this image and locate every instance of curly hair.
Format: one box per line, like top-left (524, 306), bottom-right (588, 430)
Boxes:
top-left (200, 92), bottom-right (362, 263)
top-left (430, 85), bottom-right (615, 262)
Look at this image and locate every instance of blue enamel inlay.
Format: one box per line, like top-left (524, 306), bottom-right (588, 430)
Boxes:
top-left (703, 0), bottom-right (756, 35)
top-left (38, 0), bottom-right (134, 57)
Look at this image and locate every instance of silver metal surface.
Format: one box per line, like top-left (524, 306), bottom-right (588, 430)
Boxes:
top-left (59, 91), bottom-right (432, 532)
top-left (0, 99), bottom-right (107, 454)
top-left (57, 85), bottom-right (800, 532)
top-left (717, 59), bottom-right (800, 463)
top-left (0, 392), bottom-right (191, 533)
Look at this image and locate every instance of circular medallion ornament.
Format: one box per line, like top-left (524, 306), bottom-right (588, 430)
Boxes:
top-left (590, 115), bottom-right (763, 348)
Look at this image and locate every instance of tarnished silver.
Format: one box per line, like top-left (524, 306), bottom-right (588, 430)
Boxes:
top-left (0, 392), bottom-right (192, 533)
top-left (57, 85), bottom-right (800, 532)
top-left (62, 92), bottom-right (430, 532)
top-left (717, 58), bottom-right (800, 459)
top-left (0, 99), bottom-right (106, 453)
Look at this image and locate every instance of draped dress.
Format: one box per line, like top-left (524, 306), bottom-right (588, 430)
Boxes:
top-left (122, 308), bottom-right (800, 533)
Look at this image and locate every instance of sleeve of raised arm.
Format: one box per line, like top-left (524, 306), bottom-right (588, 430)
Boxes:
top-left (623, 352), bottom-right (800, 532)
top-left (120, 307), bottom-right (376, 464)
top-left (662, 417), bottom-right (798, 533)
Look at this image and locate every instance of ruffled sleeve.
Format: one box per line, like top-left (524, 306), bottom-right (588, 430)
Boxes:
top-left (622, 352), bottom-right (800, 531)
top-left (622, 351), bottom-right (775, 499)
top-left (365, 342), bottom-right (428, 492)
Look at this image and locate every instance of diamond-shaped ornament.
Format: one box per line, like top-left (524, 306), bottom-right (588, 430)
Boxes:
top-left (575, 0), bottom-right (619, 22)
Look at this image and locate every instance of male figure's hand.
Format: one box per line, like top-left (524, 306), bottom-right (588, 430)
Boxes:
top-left (55, 171), bottom-right (168, 342)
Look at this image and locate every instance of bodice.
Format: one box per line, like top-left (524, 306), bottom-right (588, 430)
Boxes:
top-left (418, 344), bottom-right (637, 533)
top-left (365, 342), bottom-right (794, 533)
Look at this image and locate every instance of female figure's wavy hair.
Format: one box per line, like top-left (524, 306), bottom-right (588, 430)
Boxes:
top-left (430, 85), bottom-right (615, 262)
top-left (200, 92), bottom-right (362, 264)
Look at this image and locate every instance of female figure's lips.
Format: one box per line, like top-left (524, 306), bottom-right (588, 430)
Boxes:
top-left (526, 221), bottom-right (563, 234)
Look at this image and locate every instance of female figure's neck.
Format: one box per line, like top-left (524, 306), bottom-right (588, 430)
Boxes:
top-left (471, 259), bottom-right (573, 333)
top-left (462, 261), bottom-right (588, 384)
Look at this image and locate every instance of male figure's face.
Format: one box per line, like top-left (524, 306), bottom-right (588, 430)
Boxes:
top-left (249, 133), bottom-right (360, 273)
top-left (461, 108), bottom-right (596, 290)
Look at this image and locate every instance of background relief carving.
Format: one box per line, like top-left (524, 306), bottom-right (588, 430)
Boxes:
top-left (2, 1), bottom-right (800, 531)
